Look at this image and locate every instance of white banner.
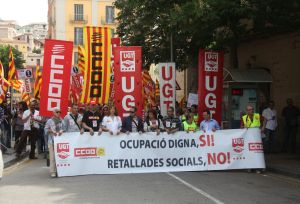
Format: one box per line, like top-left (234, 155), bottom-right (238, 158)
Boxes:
top-left (54, 128), bottom-right (265, 177)
top-left (187, 93), bottom-right (198, 107)
top-left (158, 63), bottom-right (176, 116)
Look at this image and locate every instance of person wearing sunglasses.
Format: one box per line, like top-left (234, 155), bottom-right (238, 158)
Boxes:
top-left (121, 106), bottom-right (144, 134)
top-left (241, 105), bottom-right (262, 129)
top-left (45, 107), bottom-right (64, 178)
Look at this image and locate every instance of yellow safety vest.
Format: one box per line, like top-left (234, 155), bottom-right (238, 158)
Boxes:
top-left (183, 121), bottom-right (197, 131)
top-left (242, 113), bottom-right (260, 128)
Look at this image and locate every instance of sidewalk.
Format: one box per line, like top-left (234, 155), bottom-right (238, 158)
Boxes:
top-left (2, 147), bottom-right (29, 168)
top-left (265, 153), bottom-right (300, 179)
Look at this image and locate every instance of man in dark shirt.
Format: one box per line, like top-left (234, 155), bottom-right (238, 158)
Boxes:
top-left (121, 106), bottom-right (144, 134)
top-left (163, 106), bottom-right (181, 134)
top-left (282, 98), bottom-right (300, 153)
top-left (81, 101), bottom-right (102, 136)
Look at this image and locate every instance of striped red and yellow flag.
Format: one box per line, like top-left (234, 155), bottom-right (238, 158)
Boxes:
top-left (142, 70), bottom-right (156, 107)
top-left (78, 45), bottom-right (86, 74)
top-left (21, 91), bottom-right (31, 105)
top-left (81, 27), bottom-right (112, 104)
top-left (0, 77), bottom-right (10, 104)
top-left (155, 79), bottom-right (160, 97)
top-left (8, 47), bottom-right (22, 91)
top-left (8, 47), bottom-right (17, 81)
top-left (0, 60), bottom-right (4, 78)
top-left (34, 64), bottom-right (42, 99)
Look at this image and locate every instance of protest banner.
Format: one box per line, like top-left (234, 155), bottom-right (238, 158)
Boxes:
top-left (113, 46), bottom-right (143, 118)
top-left (54, 128), bottom-right (265, 177)
top-left (198, 50), bottom-right (224, 123)
top-left (158, 63), bottom-right (176, 116)
top-left (81, 27), bottom-right (112, 104)
top-left (40, 39), bottom-right (73, 117)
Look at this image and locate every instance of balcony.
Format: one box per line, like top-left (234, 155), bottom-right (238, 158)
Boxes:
top-left (70, 15), bottom-right (88, 24)
top-left (101, 17), bottom-right (117, 25)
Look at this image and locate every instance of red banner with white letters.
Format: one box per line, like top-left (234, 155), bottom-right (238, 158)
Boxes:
top-left (158, 63), bottom-right (176, 116)
top-left (109, 38), bottom-right (121, 105)
top-left (40, 39), bottom-right (73, 117)
top-left (114, 46), bottom-right (143, 118)
top-left (198, 49), bottom-right (224, 124)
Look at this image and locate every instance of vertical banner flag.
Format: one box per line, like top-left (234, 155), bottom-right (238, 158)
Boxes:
top-left (8, 48), bottom-right (22, 91)
top-left (24, 78), bottom-right (32, 93)
top-left (0, 77), bottom-right (10, 104)
top-left (0, 61), bottom-right (4, 78)
top-left (34, 64), bottom-right (42, 99)
top-left (142, 70), bottom-right (155, 108)
top-left (198, 49), bottom-right (224, 123)
top-left (109, 37), bottom-right (121, 105)
top-left (114, 46), bottom-right (143, 118)
top-left (40, 39), bottom-right (73, 117)
top-left (77, 45), bottom-right (86, 74)
top-left (81, 27), bottom-right (112, 104)
top-left (159, 63), bottom-right (176, 116)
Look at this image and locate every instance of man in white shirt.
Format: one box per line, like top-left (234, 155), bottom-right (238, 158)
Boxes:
top-left (262, 101), bottom-right (278, 153)
top-left (15, 101), bottom-right (42, 159)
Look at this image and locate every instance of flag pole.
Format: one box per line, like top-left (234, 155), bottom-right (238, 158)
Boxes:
top-left (10, 86), bottom-right (13, 150)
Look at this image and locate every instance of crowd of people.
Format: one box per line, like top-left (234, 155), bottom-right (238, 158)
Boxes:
top-left (0, 98), bottom-right (299, 178)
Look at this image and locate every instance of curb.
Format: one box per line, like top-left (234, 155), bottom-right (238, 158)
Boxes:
top-left (266, 166), bottom-right (300, 179)
top-left (4, 151), bottom-right (29, 169)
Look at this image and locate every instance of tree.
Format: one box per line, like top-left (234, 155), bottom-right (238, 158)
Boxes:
top-left (115, 0), bottom-right (300, 69)
top-left (0, 45), bottom-right (25, 79)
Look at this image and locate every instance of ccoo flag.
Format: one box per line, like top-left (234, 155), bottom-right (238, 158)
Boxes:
top-left (81, 27), bottom-right (112, 104)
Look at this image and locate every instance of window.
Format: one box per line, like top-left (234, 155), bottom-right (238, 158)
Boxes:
top-left (37, 59), bottom-right (41, 65)
top-left (74, 52), bottom-right (78, 65)
top-left (106, 6), bottom-right (115, 24)
top-left (74, 27), bottom-right (83, 45)
top-left (74, 4), bottom-right (84, 21)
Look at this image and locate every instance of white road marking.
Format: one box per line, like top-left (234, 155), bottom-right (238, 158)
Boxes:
top-left (167, 172), bottom-right (225, 204)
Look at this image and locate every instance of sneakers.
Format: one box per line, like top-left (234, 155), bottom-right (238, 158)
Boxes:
top-left (50, 172), bottom-right (57, 178)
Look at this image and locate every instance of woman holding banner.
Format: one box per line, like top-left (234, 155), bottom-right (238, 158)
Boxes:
top-left (182, 114), bottom-right (198, 133)
top-left (144, 109), bottom-right (163, 135)
top-left (45, 107), bottom-right (64, 178)
top-left (101, 106), bottom-right (122, 135)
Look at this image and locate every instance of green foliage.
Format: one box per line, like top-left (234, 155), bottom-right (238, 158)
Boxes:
top-left (0, 45), bottom-right (25, 78)
top-left (32, 47), bottom-right (41, 54)
top-left (115, 0), bottom-right (300, 69)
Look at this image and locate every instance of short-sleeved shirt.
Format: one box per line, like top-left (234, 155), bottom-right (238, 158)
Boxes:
top-left (200, 119), bottom-right (220, 131)
top-left (82, 111), bottom-right (102, 131)
top-left (22, 109), bottom-right (41, 130)
top-left (163, 116), bottom-right (181, 131)
top-left (45, 118), bottom-right (64, 144)
top-left (63, 113), bottom-right (82, 132)
top-left (102, 116), bottom-right (122, 134)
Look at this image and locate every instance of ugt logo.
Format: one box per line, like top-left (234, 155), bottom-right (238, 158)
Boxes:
top-left (205, 52), bottom-right (218, 72)
top-left (232, 138), bottom-right (244, 153)
top-left (120, 51), bottom-right (135, 72)
top-left (57, 143), bottom-right (70, 159)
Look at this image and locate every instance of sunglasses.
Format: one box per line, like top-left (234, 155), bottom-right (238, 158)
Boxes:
top-left (56, 111), bottom-right (61, 114)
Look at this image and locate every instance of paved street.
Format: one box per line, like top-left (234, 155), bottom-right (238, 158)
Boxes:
top-left (1, 158), bottom-right (300, 204)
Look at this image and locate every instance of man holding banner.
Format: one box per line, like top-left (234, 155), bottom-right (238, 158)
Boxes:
top-left (163, 107), bottom-right (181, 134)
top-left (81, 101), bottom-right (102, 136)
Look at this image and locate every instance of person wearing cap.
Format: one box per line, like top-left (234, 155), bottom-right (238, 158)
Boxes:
top-left (81, 100), bottom-right (103, 135)
top-left (45, 107), bottom-right (64, 178)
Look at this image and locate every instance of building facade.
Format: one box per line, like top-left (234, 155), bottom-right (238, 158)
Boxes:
top-left (48, 0), bottom-right (118, 65)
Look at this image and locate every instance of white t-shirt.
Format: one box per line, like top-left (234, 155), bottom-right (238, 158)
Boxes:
top-left (102, 116), bottom-right (122, 134)
top-left (262, 107), bottom-right (277, 130)
top-left (22, 109), bottom-right (41, 130)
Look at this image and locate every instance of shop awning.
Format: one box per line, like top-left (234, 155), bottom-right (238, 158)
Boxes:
top-left (224, 69), bottom-right (272, 83)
